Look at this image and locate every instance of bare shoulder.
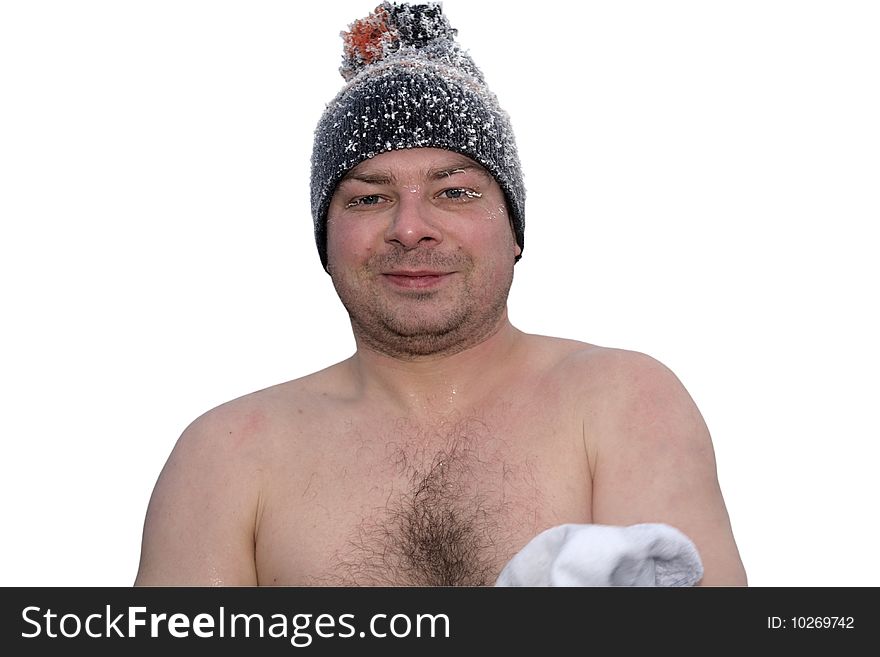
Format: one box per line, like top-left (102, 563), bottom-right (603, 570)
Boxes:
top-left (534, 338), bottom-right (747, 585)
top-left (558, 345), bottom-right (710, 457)
top-left (175, 361), bottom-right (352, 451)
top-left (143, 365), bottom-right (347, 511)
top-left (523, 337), bottom-right (712, 470)
top-left (539, 341), bottom-right (704, 436)
top-left (535, 338), bottom-right (680, 391)
top-left (520, 335), bottom-right (703, 436)
top-left (524, 336), bottom-right (685, 400)
top-left (134, 366), bottom-right (343, 586)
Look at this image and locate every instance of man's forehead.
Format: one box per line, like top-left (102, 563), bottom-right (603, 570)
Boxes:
top-left (343, 149), bottom-right (489, 181)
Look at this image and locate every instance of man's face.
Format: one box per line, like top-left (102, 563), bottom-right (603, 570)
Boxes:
top-left (326, 147), bottom-right (522, 360)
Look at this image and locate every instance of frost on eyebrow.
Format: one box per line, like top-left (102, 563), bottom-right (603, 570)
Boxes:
top-left (430, 163), bottom-right (491, 181)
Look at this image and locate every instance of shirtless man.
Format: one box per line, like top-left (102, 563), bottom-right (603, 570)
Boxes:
top-left (134, 2), bottom-right (746, 587)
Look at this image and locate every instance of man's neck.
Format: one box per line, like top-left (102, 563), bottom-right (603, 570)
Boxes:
top-left (347, 317), bottom-right (525, 416)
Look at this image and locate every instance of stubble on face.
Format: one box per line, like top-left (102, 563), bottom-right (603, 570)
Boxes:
top-left (329, 246), bottom-right (514, 361)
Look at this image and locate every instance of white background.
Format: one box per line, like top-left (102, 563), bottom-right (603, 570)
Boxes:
top-left (2, 0), bottom-right (877, 587)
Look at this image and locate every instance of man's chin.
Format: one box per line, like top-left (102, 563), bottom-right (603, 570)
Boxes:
top-left (380, 319), bottom-right (461, 342)
top-left (352, 316), bottom-right (469, 358)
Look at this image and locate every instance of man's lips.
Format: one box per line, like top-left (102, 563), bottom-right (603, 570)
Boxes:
top-left (381, 270), bottom-right (454, 289)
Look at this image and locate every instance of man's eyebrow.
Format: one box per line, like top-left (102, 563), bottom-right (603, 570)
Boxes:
top-left (429, 163), bottom-right (490, 180)
top-left (340, 170), bottom-right (396, 185)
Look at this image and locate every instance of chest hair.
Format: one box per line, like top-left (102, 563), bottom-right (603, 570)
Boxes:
top-left (324, 414), bottom-right (541, 586)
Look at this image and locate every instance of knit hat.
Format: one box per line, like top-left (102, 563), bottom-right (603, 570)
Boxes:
top-left (310, 1), bottom-right (525, 270)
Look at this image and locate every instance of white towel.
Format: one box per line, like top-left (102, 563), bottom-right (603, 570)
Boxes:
top-left (495, 523), bottom-right (703, 587)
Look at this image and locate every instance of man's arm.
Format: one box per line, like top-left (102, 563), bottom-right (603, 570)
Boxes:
top-left (134, 406), bottom-right (263, 585)
top-left (585, 349), bottom-right (747, 585)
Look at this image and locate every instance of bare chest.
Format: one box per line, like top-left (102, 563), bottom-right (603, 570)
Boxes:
top-left (255, 409), bottom-right (592, 586)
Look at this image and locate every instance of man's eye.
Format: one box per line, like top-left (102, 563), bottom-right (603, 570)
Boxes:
top-left (346, 195), bottom-right (383, 208)
top-left (439, 188), bottom-right (483, 201)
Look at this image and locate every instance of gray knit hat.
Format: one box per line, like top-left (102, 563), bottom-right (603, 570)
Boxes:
top-left (310, 1), bottom-right (525, 270)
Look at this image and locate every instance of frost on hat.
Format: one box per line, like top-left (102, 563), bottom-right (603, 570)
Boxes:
top-left (310, 1), bottom-right (525, 270)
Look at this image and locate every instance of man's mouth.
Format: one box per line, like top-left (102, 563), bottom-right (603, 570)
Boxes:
top-left (381, 270), bottom-right (454, 289)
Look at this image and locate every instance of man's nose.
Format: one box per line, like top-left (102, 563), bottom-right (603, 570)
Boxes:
top-left (384, 193), bottom-right (443, 249)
